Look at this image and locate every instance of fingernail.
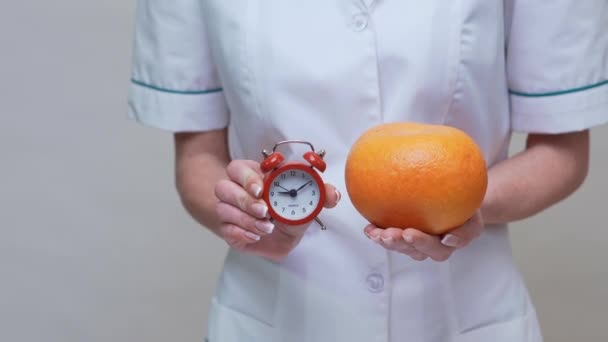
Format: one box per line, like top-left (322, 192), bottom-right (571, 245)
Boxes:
top-left (335, 189), bottom-right (342, 203)
top-left (255, 220), bottom-right (275, 234)
top-left (370, 235), bottom-right (381, 243)
top-left (403, 234), bottom-right (414, 244)
top-left (251, 184), bottom-right (262, 198)
top-left (381, 236), bottom-right (394, 245)
top-left (251, 203), bottom-right (268, 218)
top-left (245, 231), bottom-right (261, 241)
top-left (364, 232), bottom-right (372, 239)
top-left (441, 234), bottom-right (461, 247)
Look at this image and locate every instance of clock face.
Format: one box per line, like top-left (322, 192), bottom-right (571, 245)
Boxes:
top-left (267, 168), bottom-right (322, 221)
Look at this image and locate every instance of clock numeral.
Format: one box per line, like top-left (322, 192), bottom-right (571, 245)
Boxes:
top-left (302, 173), bottom-right (306, 178)
top-left (309, 201), bottom-right (313, 206)
top-left (302, 207), bottom-right (307, 213)
top-left (273, 201), bottom-right (277, 207)
top-left (290, 171), bottom-right (296, 176)
top-left (291, 210), bottom-right (296, 215)
top-left (312, 190), bottom-right (316, 196)
top-left (274, 181), bottom-right (280, 186)
top-left (282, 207), bottom-right (285, 213)
top-left (270, 191), bottom-right (274, 196)
top-left (281, 174), bottom-right (286, 180)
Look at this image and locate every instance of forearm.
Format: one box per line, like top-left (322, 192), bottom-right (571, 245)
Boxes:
top-left (481, 130), bottom-right (590, 225)
top-left (174, 129), bottom-right (231, 232)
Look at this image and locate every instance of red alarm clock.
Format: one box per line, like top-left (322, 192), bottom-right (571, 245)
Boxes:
top-left (260, 140), bottom-right (328, 230)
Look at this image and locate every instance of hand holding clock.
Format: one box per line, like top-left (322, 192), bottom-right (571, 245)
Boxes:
top-left (214, 160), bottom-right (341, 262)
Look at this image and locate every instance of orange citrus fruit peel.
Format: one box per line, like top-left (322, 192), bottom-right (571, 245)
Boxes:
top-left (345, 122), bottom-right (488, 235)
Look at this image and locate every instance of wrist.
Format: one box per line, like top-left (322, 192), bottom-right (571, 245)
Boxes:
top-left (478, 169), bottom-right (507, 225)
top-left (176, 157), bottom-right (229, 232)
top-left (479, 193), bottom-right (501, 225)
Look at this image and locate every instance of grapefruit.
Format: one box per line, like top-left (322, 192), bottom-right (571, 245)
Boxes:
top-left (345, 122), bottom-right (487, 235)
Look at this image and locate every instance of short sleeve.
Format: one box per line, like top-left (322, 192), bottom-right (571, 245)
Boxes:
top-left (127, 0), bottom-right (229, 132)
top-left (506, 0), bottom-right (608, 134)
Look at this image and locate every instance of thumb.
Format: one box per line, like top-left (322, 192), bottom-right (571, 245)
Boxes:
top-left (323, 183), bottom-right (341, 208)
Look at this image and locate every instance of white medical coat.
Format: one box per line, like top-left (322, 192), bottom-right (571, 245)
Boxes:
top-left (128, 1), bottom-right (608, 341)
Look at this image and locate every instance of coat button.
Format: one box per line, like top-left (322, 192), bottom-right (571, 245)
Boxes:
top-left (351, 13), bottom-right (369, 31)
top-left (366, 273), bottom-right (384, 293)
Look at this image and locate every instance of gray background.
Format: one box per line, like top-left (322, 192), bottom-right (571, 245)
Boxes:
top-left (0, 1), bottom-right (606, 341)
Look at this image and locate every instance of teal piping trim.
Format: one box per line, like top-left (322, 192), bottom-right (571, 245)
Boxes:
top-left (131, 79), bottom-right (222, 95)
top-left (509, 79), bottom-right (608, 97)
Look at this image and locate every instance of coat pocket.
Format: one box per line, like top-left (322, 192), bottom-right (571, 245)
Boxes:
top-left (207, 296), bottom-right (275, 342)
top-left (443, 229), bottom-right (543, 342)
top-left (454, 308), bottom-right (543, 342)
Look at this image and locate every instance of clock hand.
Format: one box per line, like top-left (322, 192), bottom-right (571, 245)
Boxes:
top-left (277, 184), bottom-right (290, 192)
top-left (278, 188), bottom-right (298, 198)
top-left (296, 180), bottom-right (312, 192)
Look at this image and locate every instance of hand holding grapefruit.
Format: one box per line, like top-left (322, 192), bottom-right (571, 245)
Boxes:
top-left (345, 122), bottom-right (488, 235)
